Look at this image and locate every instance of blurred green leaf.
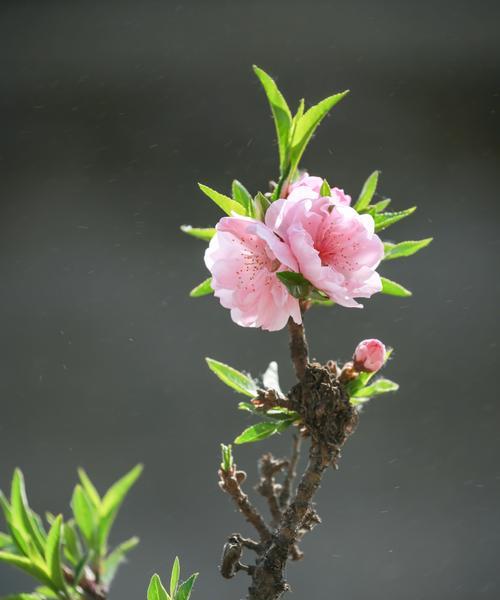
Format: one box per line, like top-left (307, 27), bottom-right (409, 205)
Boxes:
top-left (354, 171), bottom-right (380, 212)
top-left (253, 66), bottom-right (292, 174)
top-left (319, 179), bottom-right (331, 197)
top-left (62, 520), bottom-right (82, 566)
top-left (44, 516), bottom-right (65, 590)
top-left (102, 537), bottom-right (139, 587)
top-left (10, 470), bottom-right (46, 556)
top-left (198, 184), bottom-right (246, 216)
top-left (189, 278), bottom-right (213, 298)
top-left (234, 422), bottom-right (280, 444)
top-left (237, 402), bottom-right (257, 414)
top-left (253, 192), bottom-right (271, 221)
top-left (206, 358), bottom-right (258, 397)
top-left (77, 470), bottom-right (101, 509)
top-left (383, 238), bottom-right (433, 260)
top-left (380, 277), bottom-right (412, 297)
top-left (0, 532), bottom-right (13, 550)
top-left (147, 574), bottom-right (170, 600)
top-left (369, 198), bottom-right (391, 213)
top-left (276, 271), bottom-right (311, 299)
top-left (180, 226), bottom-right (216, 242)
top-left (232, 180), bottom-right (254, 217)
top-left (289, 91), bottom-right (349, 178)
top-left (0, 552), bottom-right (52, 588)
top-left (374, 207), bottom-right (416, 232)
top-left (176, 573), bottom-right (198, 600)
top-left (352, 378), bottom-right (399, 399)
top-left (71, 485), bottom-right (96, 549)
top-left (220, 445), bottom-right (233, 473)
top-left (98, 465), bottom-right (143, 553)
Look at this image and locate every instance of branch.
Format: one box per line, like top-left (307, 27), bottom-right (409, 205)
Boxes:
top-left (287, 318), bottom-right (309, 381)
top-left (279, 434), bottom-right (302, 509)
top-left (219, 468), bottom-right (272, 542)
top-left (256, 454), bottom-right (288, 528)
top-left (63, 566), bottom-right (107, 600)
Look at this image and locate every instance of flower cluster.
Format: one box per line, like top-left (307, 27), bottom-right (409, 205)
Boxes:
top-left (205, 173), bottom-right (384, 331)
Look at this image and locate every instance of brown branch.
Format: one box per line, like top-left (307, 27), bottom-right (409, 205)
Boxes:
top-left (219, 468), bottom-right (272, 542)
top-left (279, 434), bottom-right (302, 509)
top-left (256, 454), bottom-right (288, 528)
top-left (63, 565), bottom-right (107, 600)
top-left (287, 318), bottom-right (309, 381)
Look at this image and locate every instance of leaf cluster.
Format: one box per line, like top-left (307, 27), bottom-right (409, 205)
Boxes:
top-left (147, 557), bottom-right (198, 600)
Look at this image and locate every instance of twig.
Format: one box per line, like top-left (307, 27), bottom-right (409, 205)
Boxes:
top-left (63, 566), bottom-right (107, 600)
top-left (256, 454), bottom-right (288, 528)
top-left (279, 434), bottom-right (302, 509)
top-left (219, 468), bottom-right (272, 542)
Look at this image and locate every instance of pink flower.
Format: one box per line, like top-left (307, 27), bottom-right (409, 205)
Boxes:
top-left (353, 339), bottom-right (386, 372)
top-left (286, 171), bottom-right (351, 207)
top-left (265, 195), bottom-right (384, 307)
top-left (204, 216), bottom-right (302, 331)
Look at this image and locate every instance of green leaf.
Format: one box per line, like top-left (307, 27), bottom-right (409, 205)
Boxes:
top-left (0, 551), bottom-right (52, 588)
top-left (180, 226), bottom-right (216, 242)
top-left (98, 465), bottom-right (143, 553)
top-left (71, 485), bottom-right (96, 548)
top-left (101, 536), bottom-right (139, 586)
top-left (232, 180), bottom-right (254, 217)
top-left (77, 469), bottom-right (101, 508)
top-left (347, 349), bottom-right (393, 396)
top-left (373, 207), bottom-right (416, 232)
top-left (276, 271), bottom-right (311, 299)
top-left (1, 594), bottom-right (48, 600)
top-left (170, 556), bottom-right (180, 599)
top-left (262, 361), bottom-right (282, 395)
top-left (44, 516), bottom-right (65, 589)
top-left (10, 470), bottom-right (46, 556)
top-left (234, 422), bottom-right (280, 444)
top-left (253, 66), bottom-right (292, 174)
top-left (319, 179), bottom-right (331, 197)
top-left (206, 358), bottom-right (258, 397)
top-left (176, 573), bottom-right (198, 600)
top-left (352, 378), bottom-right (399, 399)
top-left (354, 171), bottom-right (380, 212)
top-left (73, 554), bottom-right (89, 586)
top-left (383, 238), bottom-right (433, 260)
top-left (253, 192), bottom-right (271, 221)
top-left (369, 198), bottom-right (391, 213)
top-left (147, 574), bottom-right (170, 600)
top-left (62, 520), bottom-right (82, 566)
top-left (220, 444), bottom-right (233, 472)
top-left (237, 402), bottom-right (257, 414)
top-left (380, 277), bottom-right (412, 297)
top-left (198, 184), bottom-right (246, 216)
top-left (289, 91), bottom-right (349, 178)
top-left (0, 532), bottom-right (12, 549)
top-left (189, 277), bottom-right (213, 298)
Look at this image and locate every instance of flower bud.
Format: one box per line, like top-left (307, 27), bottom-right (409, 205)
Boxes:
top-left (353, 339), bottom-right (386, 373)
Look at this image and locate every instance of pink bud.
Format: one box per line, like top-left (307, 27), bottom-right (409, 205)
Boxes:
top-left (353, 339), bottom-right (386, 373)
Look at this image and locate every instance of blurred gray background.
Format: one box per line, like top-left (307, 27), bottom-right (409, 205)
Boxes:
top-left (1, 1), bottom-right (499, 598)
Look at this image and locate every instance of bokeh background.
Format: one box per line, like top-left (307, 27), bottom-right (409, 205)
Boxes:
top-left (1, 1), bottom-right (499, 598)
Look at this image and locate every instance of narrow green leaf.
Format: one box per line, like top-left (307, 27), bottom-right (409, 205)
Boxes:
top-left (62, 520), bottom-right (82, 566)
top-left (189, 277), bottom-right (213, 298)
top-left (380, 277), bottom-right (412, 297)
top-left (71, 485), bottom-right (96, 548)
top-left (369, 198), bottom-right (391, 213)
top-left (147, 573), bottom-right (170, 600)
top-left (0, 532), bottom-right (12, 549)
top-left (253, 66), bottom-right (292, 173)
top-left (220, 444), bottom-right (234, 472)
top-left (77, 469), bottom-right (101, 508)
top-left (232, 180), bottom-right (254, 217)
top-left (383, 238), bottom-right (433, 260)
top-left (1, 594), bottom-right (48, 600)
top-left (101, 536), bottom-right (139, 586)
top-left (234, 422), bottom-right (279, 444)
top-left (237, 401), bottom-right (257, 414)
top-left (352, 378), bottom-right (399, 399)
top-left (176, 573), bottom-right (198, 600)
top-left (276, 271), bottom-right (311, 299)
top-left (98, 465), bottom-right (143, 553)
top-left (198, 184), bottom-right (246, 216)
top-left (319, 179), bottom-right (331, 197)
top-left (0, 551), bottom-right (52, 587)
top-left (206, 358), bottom-right (258, 397)
top-left (289, 91), bottom-right (349, 178)
top-left (354, 170), bottom-right (380, 212)
top-left (374, 207), bottom-right (416, 232)
top-left (170, 556), bottom-right (180, 598)
top-left (180, 226), bottom-right (216, 242)
top-left (73, 554), bottom-right (89, 586)
top-left (10, 470), bottom-right (46, 556)
top-left (45, 516), bottom-right (65, 589)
